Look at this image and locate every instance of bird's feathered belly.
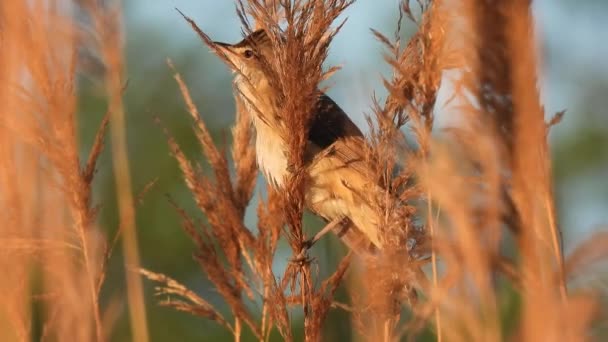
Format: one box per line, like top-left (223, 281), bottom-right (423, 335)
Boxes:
top-left (254, 123), bottom-right (383, 247)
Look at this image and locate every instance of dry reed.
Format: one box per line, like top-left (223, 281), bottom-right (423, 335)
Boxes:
top-left (81, 1), bottom-right (150, 340)
top-left (0, 1), bottom-right (145, 341)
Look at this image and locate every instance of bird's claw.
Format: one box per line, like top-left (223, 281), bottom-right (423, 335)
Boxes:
top-left (289, 247), bottom-right (312, 265)
top-left (289, 217), bottom-right (347, 264)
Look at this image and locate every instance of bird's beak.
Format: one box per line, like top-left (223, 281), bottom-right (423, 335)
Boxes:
top-left (213, 41), bottom-right (231, 49)
top-left (212, 41), bottom-right (235, 56)
top-left (211, 41), bottom-right (238, 70)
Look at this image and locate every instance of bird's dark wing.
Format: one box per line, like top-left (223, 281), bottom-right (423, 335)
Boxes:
top-left (308, 94), bottom-right (364, 149)
top-left (306, 94), bottom-right (377, 180)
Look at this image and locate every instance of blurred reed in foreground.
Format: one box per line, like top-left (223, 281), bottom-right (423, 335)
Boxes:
top-left (0, 1), bottom-right (145, 341)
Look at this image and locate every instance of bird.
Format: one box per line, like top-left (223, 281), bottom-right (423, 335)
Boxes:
top-left (210, 29), bottom-right (396, 253)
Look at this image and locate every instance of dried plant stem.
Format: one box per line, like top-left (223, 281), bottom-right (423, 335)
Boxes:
top-left (260, 287), bottom-right (270, 341)
top-left (545, 196), bottom-right (567, 300)
top-left (107, 66), bottom-right (149, 342)
top-left (167, 60), bottom-right (257, 272)
top-left (234, 317), bottom-right (242, 342)
top-left (110, 109), bottom-right (149, 342)
top-left (427, 191), bottom-right (442, 342)
top-left (75, 213), bottom-right (104, 342)
top-left (94, 3), bottom-right (150, 341)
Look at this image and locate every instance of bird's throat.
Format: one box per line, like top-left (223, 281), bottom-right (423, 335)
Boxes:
top-left (253, 119), bottom-right (290, 188)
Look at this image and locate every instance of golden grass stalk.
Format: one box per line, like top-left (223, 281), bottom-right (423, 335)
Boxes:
top-left (83, 1), bottom-right (150, 339)
top-left (0, 3), bottom-right (37, 339)
top-left (0, 1), bottom-right (115, 340)
top-left (0, 0), bottom-right (160, 340)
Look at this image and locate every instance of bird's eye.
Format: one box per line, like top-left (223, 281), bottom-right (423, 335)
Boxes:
top-left (243, 49), bottom-right (254, 59)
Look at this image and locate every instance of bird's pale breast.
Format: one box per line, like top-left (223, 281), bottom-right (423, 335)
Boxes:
top-left (254, 119), bottom-right (289, 187)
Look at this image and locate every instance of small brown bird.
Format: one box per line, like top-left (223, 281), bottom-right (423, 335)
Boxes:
top-left (211, 29), bottom-right (388, 252)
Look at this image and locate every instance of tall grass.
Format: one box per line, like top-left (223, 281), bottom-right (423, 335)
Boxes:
top-left (0, 1), bottom-right (144, 341)
top-left (1, 0), bottom-right (607, 341)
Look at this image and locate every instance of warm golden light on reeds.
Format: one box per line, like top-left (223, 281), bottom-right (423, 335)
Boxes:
top-left (1, 0), bottom-right (607, 341)
top-left (152, 0), bottom-right (607, 341)
top-left (88, 1), bottom-right (150, 340)
top-left (0, 1), bottom-right (108, 340)
top-left (0, 1), bottom-right (147, 341)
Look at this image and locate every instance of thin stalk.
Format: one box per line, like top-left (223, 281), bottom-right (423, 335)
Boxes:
top-left (95, 3), bottom-right (150, 341)
top-left (426, 170), bottom-right (442, 342)
top-left (545, 196), bottom-right (567, 300)
top-left (107, 80), bottom-right (149, 342)
top-left (74, 210), bottom-right (104, 342)
top-left (234, 317), bottom-right (242, 342)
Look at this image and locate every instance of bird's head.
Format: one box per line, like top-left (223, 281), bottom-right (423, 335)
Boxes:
top-left (212, 29), bottom-right (274, 87)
